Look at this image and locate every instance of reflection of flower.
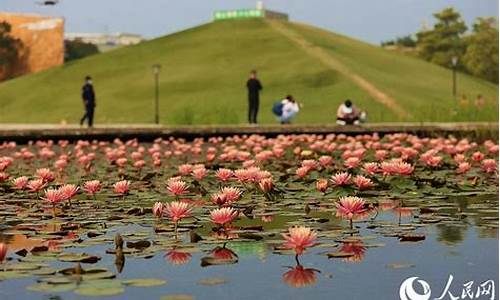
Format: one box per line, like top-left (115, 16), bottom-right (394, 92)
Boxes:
top-left (165, 249), bottom-right (192, 265)
top-left (393, 207), bottom-right (413, 218)
top-left (282, 226), bottom-right (317, 255)
top-left (338, 242), bottom-right (366, 263)
top-left (283, 265), bottom-right (318, 288)
top-left (0, 243), bottom-right (8, 262)
top-left (378, 200), bottom-right (399, 211)
top-left (211, 246), bottom-right (238, 262)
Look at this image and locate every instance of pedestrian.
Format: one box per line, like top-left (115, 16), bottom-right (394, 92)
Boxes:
top-left (246, 70), bottom-right (262, 124)
top-left (80, 75), bottom-right (96, 128)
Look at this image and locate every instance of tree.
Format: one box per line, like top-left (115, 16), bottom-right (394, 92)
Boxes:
top-left (65, 39), bottom-right (99, 62)
top-left (0, 21), bottom-right (22, 79)
top-left (416, 7), bottom-right (467, 68)
top-left (462, 17), bottom-right (498, 83)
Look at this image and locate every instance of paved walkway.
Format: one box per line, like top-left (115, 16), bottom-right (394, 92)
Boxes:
top-left (266, 20), bottom-right (410, 118)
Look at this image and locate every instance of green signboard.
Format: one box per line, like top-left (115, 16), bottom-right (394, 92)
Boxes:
top-left (214, 9), bottom-right (264, 20)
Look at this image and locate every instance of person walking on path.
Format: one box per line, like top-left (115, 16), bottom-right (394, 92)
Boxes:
top-left (80, 76), bottom-right (96, 128)
top-left (246, 70), bottom-right (262, 124)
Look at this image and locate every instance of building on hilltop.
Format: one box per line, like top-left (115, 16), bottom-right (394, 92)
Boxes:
top-left (0, 12), bottom-right (64, 80)
top-left (214, 1), bottom-right (288, 21)
top-left (64, 32), bottom-right (145, 52)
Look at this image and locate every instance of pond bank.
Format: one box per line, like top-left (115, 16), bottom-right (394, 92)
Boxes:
top-left (0, 122), bottom-right (497, 142)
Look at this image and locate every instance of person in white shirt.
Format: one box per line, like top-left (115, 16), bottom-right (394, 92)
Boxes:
top-left (279, 95), bottom-right (300, 124)
top-left (336, 99), bottom-right (365, 125)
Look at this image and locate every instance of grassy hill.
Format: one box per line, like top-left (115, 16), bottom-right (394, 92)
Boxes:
top-left (0, 19), bottom-right (497, 124)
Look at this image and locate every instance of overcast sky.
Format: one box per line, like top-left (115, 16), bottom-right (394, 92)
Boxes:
top-left (0, 0), bottom-right (497, 44)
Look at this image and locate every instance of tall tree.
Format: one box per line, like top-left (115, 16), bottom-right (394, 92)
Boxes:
top-left (0, 21), bottom-right (22, 80)
top-left (462, 17), bottom-right (499, 83)
top-left (416, 7), bottom-right (467, 68)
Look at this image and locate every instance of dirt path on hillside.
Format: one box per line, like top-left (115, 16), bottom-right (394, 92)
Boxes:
top-left (267, 20), bottom-right (409, 118)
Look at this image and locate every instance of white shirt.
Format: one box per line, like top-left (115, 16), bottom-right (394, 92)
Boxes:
top-left (281, 99), bottom-right (299, 119)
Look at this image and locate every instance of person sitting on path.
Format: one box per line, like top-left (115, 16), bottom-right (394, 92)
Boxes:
top-left (336, 99), bottom-right (364, 125)
top-left (278, 95), bottom-right (300, 124)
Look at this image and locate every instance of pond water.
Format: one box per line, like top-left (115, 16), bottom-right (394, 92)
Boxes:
top-left (0, 134), bottom-right (498, 300)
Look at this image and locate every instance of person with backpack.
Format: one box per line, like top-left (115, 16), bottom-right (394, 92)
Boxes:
top-left (273, 95), bottom-right (300, 124)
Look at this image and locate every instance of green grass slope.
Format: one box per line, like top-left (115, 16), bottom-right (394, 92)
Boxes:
top-left (0, 19), bottom-right (497, 124)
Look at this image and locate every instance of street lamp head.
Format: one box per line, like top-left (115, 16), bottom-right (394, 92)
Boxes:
top-left (451, 56), bottom-right (458, 67)
top-left (152, 64), bottom-right (162, 75)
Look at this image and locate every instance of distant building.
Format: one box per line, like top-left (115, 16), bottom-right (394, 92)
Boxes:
top-left (64, 32), bottom-right (144, 51)
top-left (0, 12), bottom-right (64, 80)
top-left (214, 1), bottom-right (288, 21)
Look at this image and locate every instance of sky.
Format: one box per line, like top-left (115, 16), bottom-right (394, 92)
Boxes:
top-left (0, 0), bottom-right (498, 44)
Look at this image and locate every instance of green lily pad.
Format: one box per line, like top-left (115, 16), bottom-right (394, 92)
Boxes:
top-left (26, 282), bottom-right (77, 293)
top-left (122, 278), bottom-right (167, 287)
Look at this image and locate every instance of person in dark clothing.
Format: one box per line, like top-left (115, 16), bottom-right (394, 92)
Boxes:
top-left (246, 70), bottom-right (262, 124)
top-left (80, 76), bottom-right (96, 127)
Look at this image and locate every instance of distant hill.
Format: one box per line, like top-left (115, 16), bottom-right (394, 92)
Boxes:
top-left (0, 19), bottom-right (497, 124)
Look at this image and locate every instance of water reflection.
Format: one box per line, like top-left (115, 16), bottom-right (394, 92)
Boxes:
top-left (200, 245), bottom-right (238, 267)
top-left (165, 248), bottom-right (192, 266)
top-left (282, 255), bottom-right (320, 288)
top-left (436, 224), bottom-right (466, 245)
top-left (338, 242), bottom-right (366, 263)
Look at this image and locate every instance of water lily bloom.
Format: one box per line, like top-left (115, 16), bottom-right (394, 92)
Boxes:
top-left (344, 157), bottom-right (361, 169)
top-left (318, 155), bottom-right (333, 167)
top-left (353, 175), bottom-right (374, 190)
top-left (453, 154), bottom-right (466, 164)
top-left (375, 150), bottom-right (388, 161)
top-left (482, 159), bottom-right (497, 173)
top-left (424, 156), bottom-right (443, 168)
top-left (133, 160), bottom-right (146, 169)
top-left (330, 172), bottom-right (351, 186)
top-left (0, 243), bottom-right (7, 262)
top-left (152, 202), bottom-right (165, 218)
top-left (259, 178), bottom-right (274, 193)
top-left (59, 184), bottom-right (79, 200)
top-left (167, 180), bottom-right (189, 196)
top-left (35, 168), bottom-right (55, 183)
top-left (164, 201), bottom-right (192, 223)
top-left (215, 168), bottom-right (233, 182)
top-left (210, 207), bottom-right (239, 225)
top-left (295, 166), bottom-right (309, 178)
top-left (456, 162), bottom-right (471, 174)
top-left (282, 226), bottom-right (317, 255)
top-left (471, 151), bottom-right (485, 162)
top-left (43, 188), bottom-right (63, 205)
top-left (220, 187), bottom-right (242, 202)
top-left (316, 179), bottom-right (329, 193)
top-left (165, 249), bottom-right (192, 265)
top-left (27, 179), bottom-right (46, 193)
top-left (12, 176), bottom-right (29, 190)
top-left (115, 157), bottom-right (128, 168)
top-left (54, 159), bottom-right (68, 170)
top-left (336, 196), bottom-right (368, 227)
top-left (283, 265), bottom-right (318, 288)
top-left (301, 160), bottom-right (318, 170)
top-left (395, 161), bottom-right (414, 175)
top-left (113, 180), bottom-right (130, 195)
top-left (178, 164), bottom-right (193, 175)
top-left (192, 168), bottom-right (207, 181)
top-left (83, 180), bottom-right (102, 195)
top-left (363, 162), bottom-right (379, 175)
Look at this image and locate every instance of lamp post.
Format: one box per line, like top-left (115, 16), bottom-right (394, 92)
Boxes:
top-left (451, 56), bottom-right (458, 99)
top-left (152, 64), bottom-right (161, 124)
